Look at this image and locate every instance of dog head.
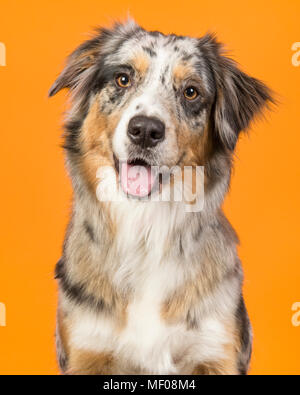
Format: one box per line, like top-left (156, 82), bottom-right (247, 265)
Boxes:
top-left (50, 20), bottom-right (273, 201)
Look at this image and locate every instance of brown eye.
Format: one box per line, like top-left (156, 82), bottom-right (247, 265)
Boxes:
top-left (184, 86), bottom-right (198, 100)
top-left (116, 74), bottom-right (131, 88)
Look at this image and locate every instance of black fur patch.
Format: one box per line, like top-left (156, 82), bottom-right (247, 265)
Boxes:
top-left (181, 53), bottom-right (193, 62)
top-left (54, 258), bottom-right (64, 279)
top-left (186, 310), bottom-right (198, 330)
top-left (55, 259), bottom-right (112, 314)
top-left (236, 295), bottom-right (252, 375)
top-left (142, 46), bottom-right (157, 57)
top-left (160, 65), bottom-right (169, 85)
top-left (63, 119), bottom-right (82, 154)
top-left (179, 235), bottom-right (184, 255)
top-left (84, 220), bottom-right (95, 243)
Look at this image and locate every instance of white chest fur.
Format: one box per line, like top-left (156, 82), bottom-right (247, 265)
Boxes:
top-left (69, 200), bottom-right (234, 373)
top-left (69, 263), bottom-right (232, 374)
top-left (70, 262), bottom-right (185, 373)
top-left (115, 266), bottom-right (183, 374)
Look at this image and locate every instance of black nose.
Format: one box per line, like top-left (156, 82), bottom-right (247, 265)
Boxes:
top-left (127, 115), bottom-right (165, 148)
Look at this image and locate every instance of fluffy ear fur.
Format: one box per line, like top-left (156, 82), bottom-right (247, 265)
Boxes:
top-left (200, 34), bottom-right (274, 151)
top-left (49, 20), bottom-right (140, 98)
top-left (48, 35), bottom-right (103, 97)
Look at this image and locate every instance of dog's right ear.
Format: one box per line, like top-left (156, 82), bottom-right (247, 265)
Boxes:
top-left (48, 35), bottom-right (103, 97)
top-left (49, 20), bottom-right (141, 98)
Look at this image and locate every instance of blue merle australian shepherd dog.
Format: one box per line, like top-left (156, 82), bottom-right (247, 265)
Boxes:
top-left (50, 19), bottom-right (273, 375)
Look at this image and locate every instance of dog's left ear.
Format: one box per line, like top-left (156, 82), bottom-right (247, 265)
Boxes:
top-left (200, 34), bottom-right (274, 151)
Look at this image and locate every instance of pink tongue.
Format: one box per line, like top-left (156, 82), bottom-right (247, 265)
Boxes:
top-left (120, 162), bottom-right (155, 197)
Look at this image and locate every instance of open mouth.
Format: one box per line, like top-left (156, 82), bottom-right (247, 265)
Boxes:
top-left (113, 155), bottom-right (159, 198)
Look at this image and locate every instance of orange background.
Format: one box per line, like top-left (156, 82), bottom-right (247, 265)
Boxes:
top-left (0, 0), bottom-right (299, 375)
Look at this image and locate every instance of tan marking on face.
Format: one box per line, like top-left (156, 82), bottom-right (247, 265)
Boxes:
top-left (131, 51), bottom-right (149, 76)
top-left (77, 95), bottom-right (128, 238)
top-left (163, 121), bottom-right (211, 202)
top-left (79, 97), bottom-right (114, 189)
top-left (178, 123), bottom-right (211, 167)
top-left (173, 62), bottom-right (194, 85)
top-left (182, 125), bottom-right (211, 200)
